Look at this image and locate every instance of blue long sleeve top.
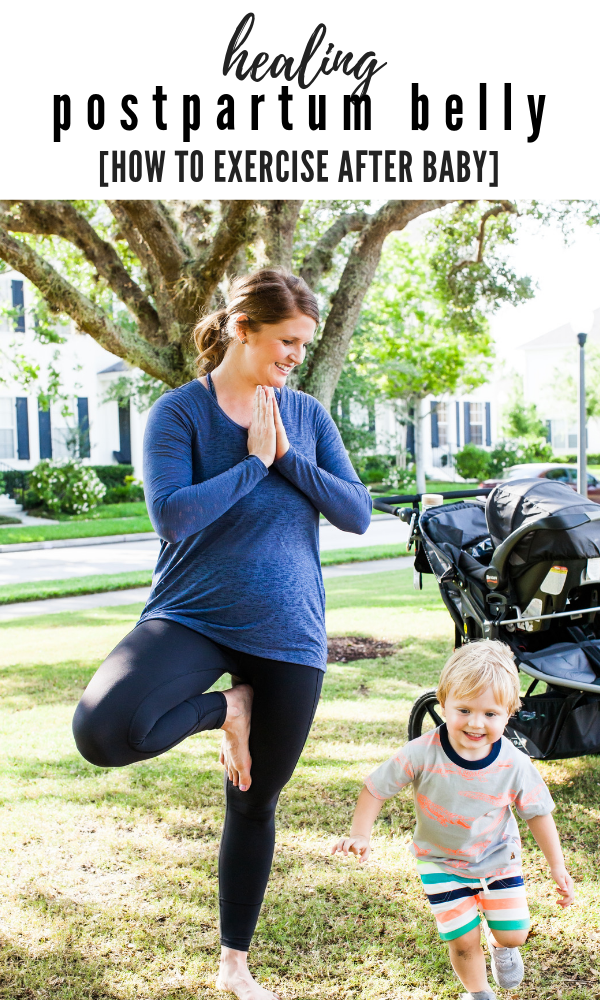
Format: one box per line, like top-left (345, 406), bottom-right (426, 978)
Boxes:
top-left (139, 379), bottom-right (372, 669)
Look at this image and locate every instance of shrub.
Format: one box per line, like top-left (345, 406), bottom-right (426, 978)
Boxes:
top-left (91, 464), bottom-right (134, 489)
top-left (355, 454), bottom-right (395, 485)
top-left (29, 460), bottom-right (107, 515)
top-left (455, 443), bottom-right (491, 481)
top-left (382, 464), bottom-right (416, 493)
top-left (103, 476), bottom-right (145, 504)
top-left (487, 442), bottom-right (521, 478)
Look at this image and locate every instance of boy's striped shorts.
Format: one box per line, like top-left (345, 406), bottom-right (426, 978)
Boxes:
top-left (417, 861), bottom-right (530, 942)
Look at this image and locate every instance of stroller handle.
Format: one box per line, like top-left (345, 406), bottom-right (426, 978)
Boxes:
top-left (373, 488), bottom-right (492, 512)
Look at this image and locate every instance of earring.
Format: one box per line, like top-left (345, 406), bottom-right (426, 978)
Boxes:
top-left (241, 339), bottom-right (247, 344)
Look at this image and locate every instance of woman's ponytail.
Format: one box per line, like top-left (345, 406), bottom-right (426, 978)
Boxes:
top-left (193, 268), bottom-right (320, 377)
top-left (193, 308), bottom-right (230, 375)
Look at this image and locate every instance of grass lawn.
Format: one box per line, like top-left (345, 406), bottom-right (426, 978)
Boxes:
top-left (0, 507), bottom-right (153, 546)
top-left (0, 570), bottom-right (598, 999)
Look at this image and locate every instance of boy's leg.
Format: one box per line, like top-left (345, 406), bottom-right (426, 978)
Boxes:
top-left (447, 926), bottom-right (488, 994)
top-left (479, 875), bottom-right (529, 989)
top-left (417, 863), bottom-right (495, 995)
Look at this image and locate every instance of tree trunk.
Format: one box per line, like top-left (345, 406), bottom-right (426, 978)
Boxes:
top-left (256, 200), bottom-right (303, 269)
top-left (414, 397), bottom-right (427, 494)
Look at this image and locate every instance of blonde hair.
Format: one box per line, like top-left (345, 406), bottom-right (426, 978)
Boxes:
top-left (437, 640), bottom-right (521, 716)
top-left (193, 268), bottom-right (319, 376)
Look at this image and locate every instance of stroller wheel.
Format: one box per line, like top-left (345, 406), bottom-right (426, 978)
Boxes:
top-left (408, 690), bottom-right (444, 741)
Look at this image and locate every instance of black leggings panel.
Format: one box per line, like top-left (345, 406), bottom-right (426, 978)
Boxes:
top-left (72, 619), bottom-right (323, 951)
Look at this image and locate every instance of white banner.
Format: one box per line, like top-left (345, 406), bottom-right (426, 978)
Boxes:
top-left (1, 0), bottom-right (598, 197)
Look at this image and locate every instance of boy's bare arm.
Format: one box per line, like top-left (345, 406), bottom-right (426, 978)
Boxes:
top-left (526, 813), bottom-right (575, 907)
top-left (331, 785), bottom-right (384, 863)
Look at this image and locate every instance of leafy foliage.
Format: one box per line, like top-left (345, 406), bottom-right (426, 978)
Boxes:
top-left (102, 371), bottom-right (169, 412)
top-left (28, 460), bottom-right (106, 515)
top-left (454, 443), bottom-right (491, 481)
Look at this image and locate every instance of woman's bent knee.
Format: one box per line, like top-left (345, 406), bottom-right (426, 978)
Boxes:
top-left (72, 698), bottom-right (136, 768)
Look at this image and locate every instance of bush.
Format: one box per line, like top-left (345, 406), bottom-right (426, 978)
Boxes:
top-left (455, 443), bottom-right (491, 481)
top-left (103, 476), bottom-right (145, 504)
top-left (91, 464), bottom-right (135, 489)
top-left (554, 453), bottom-right (600, 465)
top-left (29, 460), bottom-right (107, 516)
top-left (487, 442), bottom-right (521, 478)
top-left (382, 464), bottom-right (416, 493)
top-left (355, 454), bottom-right (395, 485)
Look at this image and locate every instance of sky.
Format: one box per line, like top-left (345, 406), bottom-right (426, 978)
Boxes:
top-left (489, 213), bottom-right (600, 362)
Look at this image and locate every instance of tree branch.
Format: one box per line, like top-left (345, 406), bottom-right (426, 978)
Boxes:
top-left (174, 200), bottom-right (259, 326)
top-left (106, 200), bottom-right (181, 339)
top-left (299, 211), bottom-right (368, 290)
top-left (302, 200), bottom-right (450, 409)
top-left (448, 201), bottom-right (518, 282)
top-left (0, 227), bottom-right (184, 386)
top-left (114, 201), bottom-right (188, 285)
top-left (0, 200), bottom-right (162, 344)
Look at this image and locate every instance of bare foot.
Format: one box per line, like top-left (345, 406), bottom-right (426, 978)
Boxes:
top-left (215, 965), bottom-right (279, 999)
top-left (219, 683), bottom-right (253, 791)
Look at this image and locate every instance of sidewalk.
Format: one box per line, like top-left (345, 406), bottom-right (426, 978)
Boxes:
top-left (0, 556), bottom-right (413, 621)
top-left (0, 518), bottom-right (410, 586)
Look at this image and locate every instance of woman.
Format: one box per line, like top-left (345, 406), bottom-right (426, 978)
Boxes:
top-left (73, 268), bottom-right (371, 1000)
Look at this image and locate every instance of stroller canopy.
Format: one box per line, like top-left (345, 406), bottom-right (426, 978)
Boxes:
top-left (486, 479), bottom-right (600, 568)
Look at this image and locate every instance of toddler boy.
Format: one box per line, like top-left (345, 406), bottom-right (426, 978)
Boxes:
top-left (332, 640), bottom-right (574, 1000)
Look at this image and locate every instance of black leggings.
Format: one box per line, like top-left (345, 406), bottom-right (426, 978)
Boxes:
top-left (72, 619), bottom-right (323, 951)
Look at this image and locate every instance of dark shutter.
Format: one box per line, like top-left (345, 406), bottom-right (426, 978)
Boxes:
top-left (463, 402), bottom-right (471, 444)
top-left (546, 419), bottom-right (552, 443)
top-left (15, 398), bottom-right (30, 460)
top-left (485, 402), bottom-right (492, 446)
top-left (113, 401), bottom-right (132, 464)
top-left (77, 397), bottom-right (90, 458)
top-left (11, 280), bottom-right (25, 332)
top-left (430, 400), bottom-right (439, 448)
top-left (456, 401), bottom-right (460, 447)
top-left (38, 401), bottom-right (52, 459)
top-left (406, 409), bottom-right (415, 457)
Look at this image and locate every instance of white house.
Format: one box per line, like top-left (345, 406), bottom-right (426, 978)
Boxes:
top-left (520, 311), bottom-right (600, 455)
top-left (0, 270), bottom-right (148, 478)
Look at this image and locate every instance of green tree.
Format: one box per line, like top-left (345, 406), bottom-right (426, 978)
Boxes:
top-left (333, 235), bottom-right (502, 492)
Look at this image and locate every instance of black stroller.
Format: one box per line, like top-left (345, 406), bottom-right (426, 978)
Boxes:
top-left (374, 478), bottom-right (600, 761)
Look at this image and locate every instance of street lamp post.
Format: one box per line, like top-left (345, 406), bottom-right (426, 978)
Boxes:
top-left (577, 332), bottom-right (587, 497)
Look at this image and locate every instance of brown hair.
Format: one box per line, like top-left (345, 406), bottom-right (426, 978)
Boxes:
top-left (193, 268), bottom-right (319, 375)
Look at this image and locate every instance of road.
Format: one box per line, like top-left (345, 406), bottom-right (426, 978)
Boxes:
top-left (0, 516), bottom-right (410, 587)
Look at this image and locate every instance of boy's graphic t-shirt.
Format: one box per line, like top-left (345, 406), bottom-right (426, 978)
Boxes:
top-left (366, 724), bottom-right (555, 878)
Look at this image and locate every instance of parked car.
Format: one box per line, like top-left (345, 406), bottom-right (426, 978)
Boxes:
top-left (480, 463), bottom-right (600, 503)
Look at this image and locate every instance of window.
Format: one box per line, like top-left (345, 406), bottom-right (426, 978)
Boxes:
top-left (545, 468), bottom-right (570, 483)
top-left (469, 402), bottom-right (484, 446)
top-left (0, 397), bottom-right (15, 459)
top-left (550, 419), bottom-right (578, 451)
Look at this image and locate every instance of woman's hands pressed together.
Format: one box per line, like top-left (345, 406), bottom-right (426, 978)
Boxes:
top-left (247, 386), bottom-right (289, 467)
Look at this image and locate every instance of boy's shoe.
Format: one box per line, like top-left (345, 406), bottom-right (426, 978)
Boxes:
top-left (459, 992), bottom-right (497, 1000)
top-left (483, 923), bottom-right (524, 988)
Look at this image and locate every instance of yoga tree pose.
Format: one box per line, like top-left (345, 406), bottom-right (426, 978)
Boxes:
top-left (73, 268), bottom-right (371, 1000)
